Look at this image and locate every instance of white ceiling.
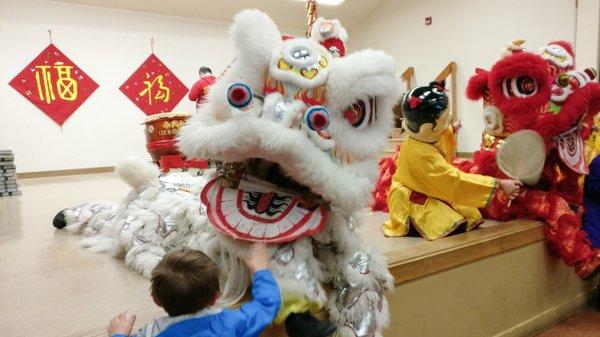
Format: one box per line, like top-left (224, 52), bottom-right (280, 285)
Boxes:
top-left (51, 0), bottom-right (388, 31)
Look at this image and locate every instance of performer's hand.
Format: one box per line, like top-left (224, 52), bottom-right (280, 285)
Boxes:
top-left (107, 311), bottom-right (136, 337)
top-left (243, 242), bottom-right (269, 274)
top-left (499, 179), bottom-right (522, 199)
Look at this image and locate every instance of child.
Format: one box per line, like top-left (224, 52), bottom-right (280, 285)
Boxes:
top-left (107, 243), bottom-right (280, 337)
top-left (582, 156), bottom-right (600, 283)
top-left (584, 155), bottom-right (600, 249)
top-left (383, 81), bottom-right (522, 240)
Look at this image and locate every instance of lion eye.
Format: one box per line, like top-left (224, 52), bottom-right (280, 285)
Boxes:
top-left (502, 77), bottom-right (539, 98)
top-left (343, 97), bottom-right (377, 129)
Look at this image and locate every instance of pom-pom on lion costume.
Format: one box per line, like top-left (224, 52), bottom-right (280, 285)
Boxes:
top-left (460, 40), bottom-right (600, 279)
top-left (177, 9), bottom-right (401, 337)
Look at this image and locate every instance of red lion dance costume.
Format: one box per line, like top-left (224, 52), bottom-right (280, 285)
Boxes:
top-left (372, 40), bottom-right (600, 278)
top-left (461, 40), bottom-right (600, 278)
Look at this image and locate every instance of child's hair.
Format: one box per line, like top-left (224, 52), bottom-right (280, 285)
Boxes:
top-left (151, 248), bottom-right (220, 316)
top-left (402, 81), bottom-right (449, 134)
top-left (199, 66), bottom-right (212, 75)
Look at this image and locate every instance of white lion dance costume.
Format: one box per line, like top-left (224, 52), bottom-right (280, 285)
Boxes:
top-left (53, 158), bottom-right (212, 278)
top-left (54, 10), bottom-right (401, 337)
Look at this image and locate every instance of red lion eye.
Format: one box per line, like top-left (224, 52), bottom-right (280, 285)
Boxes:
top-left (344, 101), bottom-right (365, 126)
top-left (517, 77), bottom-right (537, 95)
top-left (343, 106), bottom-right (359, 125)
top-left (343, 98), bottom-right (376, 129)
top-left (502, 76), bottom-right (539, 98)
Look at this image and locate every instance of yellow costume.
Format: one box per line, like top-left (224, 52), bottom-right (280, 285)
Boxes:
top-left (383, 137), bottom-right (498, 240)
top-left (585, 115), bottom-right (600, 166)
top-left (438, 124), bottom-right (457, 162)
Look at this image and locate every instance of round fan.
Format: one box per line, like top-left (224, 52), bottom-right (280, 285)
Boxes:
top-left (496, 130), bottom-right (546, 185)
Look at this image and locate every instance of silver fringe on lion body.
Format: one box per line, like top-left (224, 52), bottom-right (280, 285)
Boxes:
top-left (60, 160), bottom-right (212, 278)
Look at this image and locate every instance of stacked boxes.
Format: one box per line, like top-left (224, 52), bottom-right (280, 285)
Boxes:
top-left (0, 150), bottom-right (20, 197)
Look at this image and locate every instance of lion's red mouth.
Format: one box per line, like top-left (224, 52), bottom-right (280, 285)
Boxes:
top-left (201, 159), bottom-right (328, 242)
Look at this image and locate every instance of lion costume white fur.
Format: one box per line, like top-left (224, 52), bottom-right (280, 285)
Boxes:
top-left (55, 158), bottom-right (211, 278)
top-left (55, 10), bottom-right (402, 337)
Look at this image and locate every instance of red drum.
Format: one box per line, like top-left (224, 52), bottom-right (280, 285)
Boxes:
top-left (143, 112), bottom-right (191, 163)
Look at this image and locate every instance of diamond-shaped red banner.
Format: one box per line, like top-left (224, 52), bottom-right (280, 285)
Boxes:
top-left (9, 44), bottom-right (99, 126)
top-left (120, 54), bottom-right (188, 116)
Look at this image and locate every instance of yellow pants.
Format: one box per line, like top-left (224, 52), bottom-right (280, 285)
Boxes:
top-left (383, 183), bottom-right (483, 240)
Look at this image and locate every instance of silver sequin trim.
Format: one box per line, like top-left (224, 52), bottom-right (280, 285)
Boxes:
top-left (345, 304), bottom-right (377, 337)
top-left (337, 286), bottom-right (368, 310)
top-left (274, 244), bottom-right (294, 265)
top-left (157, 215), bottom-right (176, 238)
top-left (348, 250), bottom-right (371, 275)
top-left (132, 231), bottom-right (151, 247)
top-left (89, 204), bottom-right (104, 214)
top-left (295, 261), bottom-right (319, 295)
top-left (122, 214), bottom-right (136, 231)
top-left (274, 98), bottom-right (293, 123)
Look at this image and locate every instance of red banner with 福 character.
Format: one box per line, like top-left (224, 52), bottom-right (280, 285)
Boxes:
top-left (119, 54), bottom-right (188, 116)
top-left (9, 43), bottom-right (99, 126)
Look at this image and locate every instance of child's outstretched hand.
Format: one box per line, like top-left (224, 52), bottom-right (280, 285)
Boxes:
top-left (243, 242), bottom-right (269, 274)
top-left (499, 179), bottom-right (522, 199)
top-left (107, 311), bottom-right (136, 337)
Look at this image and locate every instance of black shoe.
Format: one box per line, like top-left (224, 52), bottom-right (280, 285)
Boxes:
top-left (285, 312), bottom-right (337, 337)
top-left (53, 210), bottom-right (67, 229)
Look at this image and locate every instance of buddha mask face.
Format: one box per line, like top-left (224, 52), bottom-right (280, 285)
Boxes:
top-left (405, 106), bottom-right (450, 143)
top-left (402, 82), bottom-right (450, 143)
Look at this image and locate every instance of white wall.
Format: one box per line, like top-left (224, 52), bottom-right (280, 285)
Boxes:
top-left (0, 0), bottom-right (299, 173)
top-left (575, 0), bottom-right (600, 70)
top-left (3, 0), bottom-right (596, 170)
top-left (349, 0), bottom-right (586, 152)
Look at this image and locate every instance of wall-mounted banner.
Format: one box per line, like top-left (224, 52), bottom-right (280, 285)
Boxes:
top-left (9, 44), bottom-right (99, 126)
top-left (119, 54), bottom-right (188, 116)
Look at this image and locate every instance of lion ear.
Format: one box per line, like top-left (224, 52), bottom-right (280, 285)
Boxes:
top-left (231, 9), bottom-right (281, 67)
top-left (466, 68), bottom-right (490, 101)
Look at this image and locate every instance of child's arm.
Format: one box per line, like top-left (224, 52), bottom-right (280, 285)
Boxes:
top-left (235, 243), bottom-right (281, 337)
top-left (107, 311), bottom-right (136, 337)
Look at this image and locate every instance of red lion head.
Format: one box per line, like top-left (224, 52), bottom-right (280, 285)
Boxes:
top-left (464, 40), bottom-right (600, 204)
top-left (467, 40), bottom-right (600, 152)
